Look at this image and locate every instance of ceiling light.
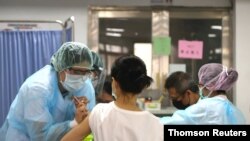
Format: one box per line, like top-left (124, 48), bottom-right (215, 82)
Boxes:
top-left (211, 25), bottom-right (222, 30)
top-left (106, 28), bottom-right (124, 32)
top-left (106, 32), bottom-right (122, 37)
top-left (208, 34), bottom-right (216, 38)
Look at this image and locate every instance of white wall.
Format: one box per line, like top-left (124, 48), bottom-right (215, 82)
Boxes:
top-left (0, 0), bottom-right (89, 43)
top-left (235, 0), bottom-right (250, 124)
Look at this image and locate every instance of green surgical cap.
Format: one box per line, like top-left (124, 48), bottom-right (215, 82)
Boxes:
top-left (91, 51), bottom-right (104, 71)
top-left (51, 42), bottom-right (93, 72)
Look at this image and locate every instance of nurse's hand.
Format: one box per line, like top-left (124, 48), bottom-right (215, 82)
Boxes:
top-left (75, 102), bottom-right (88, 123)
top-left (73, 96), bottom-right (89, 123)
top-left (73, 96), bottom-right (89, 108)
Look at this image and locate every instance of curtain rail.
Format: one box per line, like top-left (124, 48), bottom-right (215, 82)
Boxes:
top-left (0, 20), bottom-right (64, 28)
top-left (64, 16), bottom-right (75, 41)
top-left (0, 16), bottom-right (75, 41)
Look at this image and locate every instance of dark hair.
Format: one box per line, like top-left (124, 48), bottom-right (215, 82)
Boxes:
top-left (165, 71), bottom-right (198, 95)
top-left (111, 55), bottom-right (153, 94)
top-left (103, 76), bottom-right (112, 95)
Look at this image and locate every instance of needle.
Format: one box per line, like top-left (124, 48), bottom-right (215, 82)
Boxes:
top-left (73, 96), bottom-right (81, 105)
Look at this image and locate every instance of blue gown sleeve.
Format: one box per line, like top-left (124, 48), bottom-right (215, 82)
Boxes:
top-left (160, 102), bottom-right (207, 124)
top-left (23, 86), bottom-right (71, 141)
top-left (160, 97), bottom-right (246, 125)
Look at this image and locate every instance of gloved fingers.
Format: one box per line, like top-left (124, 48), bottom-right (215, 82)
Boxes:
top-left (73, 96), bottom-right (89, 108)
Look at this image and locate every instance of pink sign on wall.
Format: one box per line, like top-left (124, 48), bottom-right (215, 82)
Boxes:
top-left (178, 40), bottom-right (203, 59)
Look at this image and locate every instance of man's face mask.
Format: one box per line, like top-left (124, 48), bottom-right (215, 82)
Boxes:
top-left (61, 73), bottom-right (88, 92)
top-left (172, 100), bottom-right (190, 110)
top-left (170, 90), bottom-right (190, 110)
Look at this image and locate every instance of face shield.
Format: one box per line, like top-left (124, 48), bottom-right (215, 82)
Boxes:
top-left (90, 51), bottom-right (106, 96)
top-left (92, 67), bottom-right (106, 97)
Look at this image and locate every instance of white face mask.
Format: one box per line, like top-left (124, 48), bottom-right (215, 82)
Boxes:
top-left (112, 92), bottom-right (117, 100)
top-left (61, 73), bottom-right (88, 92)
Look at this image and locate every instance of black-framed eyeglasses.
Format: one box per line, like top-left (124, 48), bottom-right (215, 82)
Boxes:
top-left (68, 67), bottom-right (92, 76)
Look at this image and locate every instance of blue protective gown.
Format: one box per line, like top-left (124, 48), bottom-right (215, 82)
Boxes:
top-left (161, 95), bottom-right (246, 124)
top-left (0, 65), bottom-right (96, 141)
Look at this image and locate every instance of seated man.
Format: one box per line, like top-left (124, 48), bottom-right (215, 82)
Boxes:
top-left (165, 71), bottom-right (199, 109)
top-left (161, 64), bottom-right (246, 124)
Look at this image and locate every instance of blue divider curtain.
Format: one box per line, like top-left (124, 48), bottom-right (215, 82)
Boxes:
top-left (66, 28), bottom-right (72, 42)
top-left (0, 29), bottom-right (73, 126)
